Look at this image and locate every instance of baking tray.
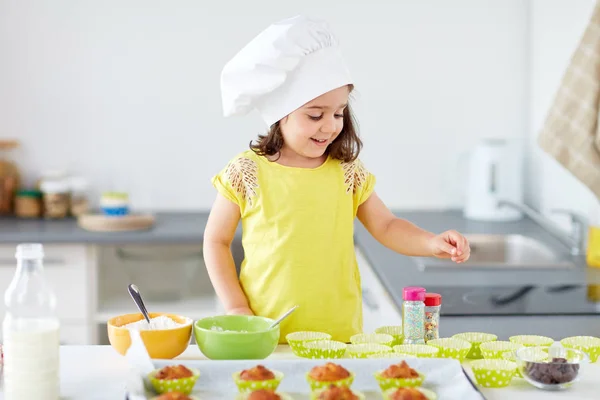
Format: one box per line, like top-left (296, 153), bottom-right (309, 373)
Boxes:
top-left (149, 357), bottom-right (485, 400)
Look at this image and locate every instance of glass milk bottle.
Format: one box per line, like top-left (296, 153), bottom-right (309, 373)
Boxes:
top-left (2, 243), bottom-right (60, 400)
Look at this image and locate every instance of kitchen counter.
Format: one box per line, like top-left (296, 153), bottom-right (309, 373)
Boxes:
top-left (0, 344), bottom-right (596, 400)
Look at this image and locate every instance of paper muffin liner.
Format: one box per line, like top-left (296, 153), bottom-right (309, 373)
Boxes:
top-left (480, 341), bottom-right (524, 360)
top-left (426, 338), bottom-right (471, 361)
top-left (393, 344), bottom-right (439, 358)
top-left (509, 335), bottom-right (554, 347)
top-left (382, 387), bottom-right (438, 400)
top-left (346, 343), bottom-right (392, 358)
top-left (560, 336), bottom-right (600, 363)
top-left (286, 331), bottom-right (331, 357)
top-left (470, 359), bottom-right (516, 388)
top-left (232, 370), bottom-right (284, 392)
top-left (375, 326), bottom-right (404, 346)
top-left (235, 391), bottom-right (294, 400)
top-left (374, 370), bottom-right (425, 390)
top-left (310, 387), bottom-right (365, 400)
top-left (350, 333), bottom-right (394, 347)
top-left (302, 340), bottom-right (347, 359)
top-left (451, 332), bottom-right (498, 359)
top-left (367, 352), bottom-right (417, 359)
top-left (305, 371), bottom-right (355, 391)
top-left (151, 396), bottom-right (201, 400)
top-left (148, 368), bottom-right (200, 395)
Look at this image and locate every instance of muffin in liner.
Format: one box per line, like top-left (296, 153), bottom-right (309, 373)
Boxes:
top-left (374, 368), bottom-right (425, 390)
top-left (426, 338), bottom-right (471, 361)
top-left (480, 341), bottom-right (524, 360)
top-left (350, 333), bottom-right (394, 347)
top-left (305, 369), bottom-right (355, 391)
top-left (235, 391), bottom-right (294, 400)
top-left (302, 340), bottom-right (347, 359)
top-left (375, 325), bottom-right (404, 346)
top-left (382, 387), bottom-right (437, 400)
top-left (286, 331), bottom-right (331, 358)
top-left (232, 369), bottom-right (284, 392)
top-left (309, 386), bottom-right (365, 400)
top-left (509, 335), bottom-right (554, 347)
top-left (393, 344), bottom-right (439, 358)
top-left (470, 359), bottom-right (516, 388)
top-left (346, 343), bottom-right (392, 359)
top-left (148, 368), bottom-right (200, 395)
top-left (560, 336), bottom-right (600, 363)
top-left (452, 332), bottom-right (497, 359)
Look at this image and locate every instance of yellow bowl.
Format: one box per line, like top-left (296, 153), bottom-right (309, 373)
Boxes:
top-left (107, 312), bottom-right (193, 359)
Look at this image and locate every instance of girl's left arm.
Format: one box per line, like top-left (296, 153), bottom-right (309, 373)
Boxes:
top-left (357, 192), bottom-right (470, 263)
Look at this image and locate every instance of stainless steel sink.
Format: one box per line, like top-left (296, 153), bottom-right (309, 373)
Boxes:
top-left (416, 234), bottom-right (576, 270)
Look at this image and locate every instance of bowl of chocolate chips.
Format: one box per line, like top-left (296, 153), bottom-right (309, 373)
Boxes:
top-left (515, 343), bottom-right (588, 390)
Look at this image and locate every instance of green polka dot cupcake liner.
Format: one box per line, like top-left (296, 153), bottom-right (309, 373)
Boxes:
top-left (392, 344), bottom-right (440, 358)
top-left (235, 392), bottom-right (294, 400)
top-left (382, 387), bottom-right (438, 400)
top-left (367, 352), bottom-right (417, 359)
top-left (148, 368), bottom-right (200, 395)
top-left (426, 338), bottom-right (472, 361)
top-left (305, 372), bottom-right (355, 391)
top-left (346, 343), bottom-right (393, 358)
top-left (152, 396), bottom-right (201, 400)
top-left (509, 335), bottom-right (554, 347)
top-left (375, 325), bottom-right (404, 346)
top-left (374, 370), bottom-right (425, 390)
top-left (232, 370), bottom-right (284, 392)
top-left (480, 341), bottom-right (524, 360)
top-left (310, 387), bottom-right (366, 400)
top-left (302, 340), bottom-right (347, 359)
top-left (350, 333), bottom-right (395, 347)
top-left (452, 332), bottom-right (498, 359)
top-left (560, 336), bottom-right (600, 363)
top-left (470, 359), bottom-right (516, 388)
top-left (286, 331), bottom-right (331, 357)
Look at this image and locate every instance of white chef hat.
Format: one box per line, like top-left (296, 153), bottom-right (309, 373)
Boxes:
top-left (220, 15), bottom-right (353, 127)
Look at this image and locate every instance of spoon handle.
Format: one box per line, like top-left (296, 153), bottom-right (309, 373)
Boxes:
top-left (269, 305), bottom-right (298, 329)
top-left (128, 284), bottom-right (151, 324)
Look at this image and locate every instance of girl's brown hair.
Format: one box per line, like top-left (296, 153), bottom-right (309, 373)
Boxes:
top-left (250, 85), bottom-right (362, 162)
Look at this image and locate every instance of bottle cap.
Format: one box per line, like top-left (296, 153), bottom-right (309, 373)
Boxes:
top-left (403, 286), bottom-right (426, 301)
top-left (15, 243), bottom-right (44, 260)
top-left (424, 293), bottom-right (442, 306)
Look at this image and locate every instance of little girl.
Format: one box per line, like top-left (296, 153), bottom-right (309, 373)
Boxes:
top-left (204, 15), bottom-right (470, 343)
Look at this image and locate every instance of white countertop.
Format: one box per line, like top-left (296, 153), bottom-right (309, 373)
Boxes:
top-left (1, 345), bottom-right (598, 399)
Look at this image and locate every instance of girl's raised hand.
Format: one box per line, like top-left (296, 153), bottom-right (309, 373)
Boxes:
top-left (429, 230), bottom-right (471, 263)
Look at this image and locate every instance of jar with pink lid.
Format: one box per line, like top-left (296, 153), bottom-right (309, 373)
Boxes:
top-left (402, 286), bottom-right (426, 344)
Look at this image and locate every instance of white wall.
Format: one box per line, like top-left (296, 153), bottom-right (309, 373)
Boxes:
top-left (528, 0), bottom-right (599, 223)
top-left (0, 0), bottom-right (529, 211)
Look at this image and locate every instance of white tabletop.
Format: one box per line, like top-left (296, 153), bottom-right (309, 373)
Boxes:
top-left (0, 345), bottom-right (598, 399)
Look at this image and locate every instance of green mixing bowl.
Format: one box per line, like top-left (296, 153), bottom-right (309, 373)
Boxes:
top-left (194, 315), bottom-right (279, 360)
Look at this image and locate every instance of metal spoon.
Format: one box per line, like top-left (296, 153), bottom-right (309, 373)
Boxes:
top-left (128, 284), bottom-right (151, 324)
top-left (268, 305), bottom-right (298, 329)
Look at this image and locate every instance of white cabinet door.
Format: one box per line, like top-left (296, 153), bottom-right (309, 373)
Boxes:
top-left (356, 248), bottom-right (402, 333)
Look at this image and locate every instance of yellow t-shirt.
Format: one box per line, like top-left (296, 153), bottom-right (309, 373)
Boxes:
top-left (211, 149), bottom-right (376, 343)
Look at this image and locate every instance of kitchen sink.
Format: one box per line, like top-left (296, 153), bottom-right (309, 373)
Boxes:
top-left (417, 234), bottom-right (576, 270)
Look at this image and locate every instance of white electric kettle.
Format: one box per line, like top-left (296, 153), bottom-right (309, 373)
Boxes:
top-left (463, 139), bottom-right (523, 221)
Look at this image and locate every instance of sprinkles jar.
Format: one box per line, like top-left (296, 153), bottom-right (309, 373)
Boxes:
top-left (402, 287), bottom-right (426, 344)
top-left (424, 293), bottom-right (442, 342)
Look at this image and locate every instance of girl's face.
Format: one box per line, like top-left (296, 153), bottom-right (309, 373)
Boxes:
top-left (279, 85), bottom-right (350, 162)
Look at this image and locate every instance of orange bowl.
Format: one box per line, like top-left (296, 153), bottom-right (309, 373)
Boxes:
top-left (107, 312), bottom-right (193, 359)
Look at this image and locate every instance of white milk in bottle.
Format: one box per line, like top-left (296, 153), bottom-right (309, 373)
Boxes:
top-left (2, 243), bottom-right (60, 400)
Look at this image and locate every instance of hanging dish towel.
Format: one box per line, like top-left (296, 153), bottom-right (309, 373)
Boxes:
top-left (538, 1), bottom-right (600, 200)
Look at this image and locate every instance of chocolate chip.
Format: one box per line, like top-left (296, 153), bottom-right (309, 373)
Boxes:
top-left (524, 358), bottom-right (580, 385)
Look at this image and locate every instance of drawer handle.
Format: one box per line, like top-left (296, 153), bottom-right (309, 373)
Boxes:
top-left (0, 258), bottom-right (66, 266)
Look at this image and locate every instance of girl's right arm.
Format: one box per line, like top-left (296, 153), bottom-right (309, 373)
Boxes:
top-left (203, 193), bottom-right (253, 315)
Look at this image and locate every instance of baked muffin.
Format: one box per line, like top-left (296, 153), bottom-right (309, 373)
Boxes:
top-left (309, 363), bottom-right (351, 381)
top-left (381, 361), bottom-right (420, 379)
top-left (153, 393), bottom-right (194, 400)
top-left (155, 365), bottom-right (194, 380)
top-left (240, 365), bottom-right (276, 381)
top-left (247, 389), bottom-right (281, 400)
top-left (315, 385), bottom-right (361, 400)
top-left (306, 363), bottom-right (355, 391)
top-left (387, 387), bottom-right (428, 400)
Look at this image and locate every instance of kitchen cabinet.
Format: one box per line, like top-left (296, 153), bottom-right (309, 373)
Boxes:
top-left (0, 244), bottom-right (94, 344)
top-left (356, 248), bottom-right (402, 332)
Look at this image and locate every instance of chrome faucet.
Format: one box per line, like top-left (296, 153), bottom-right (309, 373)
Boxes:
top-left (497, 199), bottom-right (587, 256)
